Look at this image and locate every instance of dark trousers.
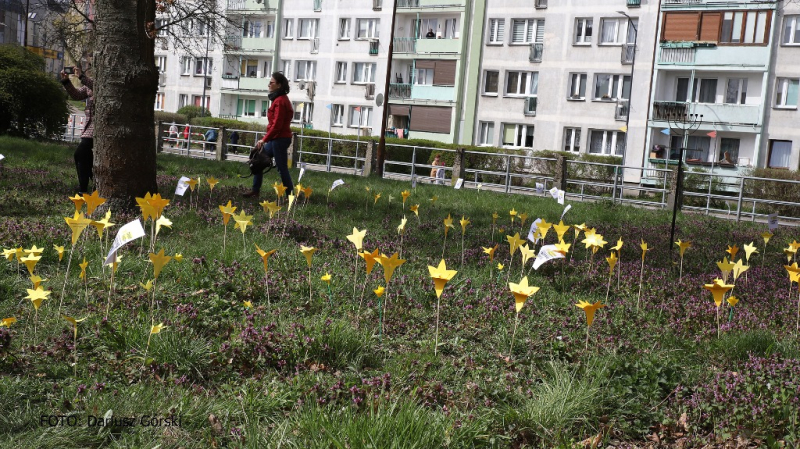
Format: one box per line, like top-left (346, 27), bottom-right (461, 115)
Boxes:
top-left (74, 137), bottom-right (94, 193)
top-left (252, 137), bottom-right (293, 194)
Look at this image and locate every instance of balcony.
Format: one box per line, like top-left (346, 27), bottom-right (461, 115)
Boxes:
top-left (373, 0), bottom-right (382, 10)
top-left (224, 37), bottom-right (276, 54)
top-left (416, 37), bottom-right (461, 54)
top-left (310, 37), bottom-right (319, 54)
top-left (410, 85), bottom-right (455, 102)
top-left (535, 0), bottom-right (547, 8)
top-left (365, 83), bottom-right (376, 100)
top-left (615, 99), bottom-right (629, 121)
top-left (524, 97), bottom-right (537, 116)
top-left (621, 44), bottom-right (635, 64)
top-left (389, 83), bottom-right (412, 99)
top-left (224, 35), bottom-right (242, 51)
top-left (529, 43), bottom-right (543, 63)
top-left (226, 0), bottom-right (272, 11)
top-left (221, 75), bottom-right (239, 90)
top-left (369, 39), bottom-right (380, 56)
top-left (393, 37), bottom-right (416, 54)
top-left (239, 77), bottom-right (271, 91)
top-left (313, 0), bottom-right (321, 11)
top-left (652, 101), bottom-right (688, 121)
top-left (397, 0), bottom-right (418, 6)
top-left (658, 44), bottom-right (770, 67)
top-left (651, 101), bottom-right (761, 127)
top-left (627, 0), bottom-right (640, 7)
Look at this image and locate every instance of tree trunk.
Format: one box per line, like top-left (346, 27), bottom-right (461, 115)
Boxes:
top-left (94, 0), bottom-right (158, 206)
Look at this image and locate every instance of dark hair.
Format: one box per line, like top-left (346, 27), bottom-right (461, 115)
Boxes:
top-left (271, 72), bottom-right (290, 94)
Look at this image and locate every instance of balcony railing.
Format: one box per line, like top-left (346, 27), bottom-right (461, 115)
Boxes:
top-left (397, 0), bottom-right (419, 7)
top-left (615, 99), bottom-right (629, 121)
top-left (310, 37), bottom-right (319, 54)
top-left (621, 44), bottom-right (635, 64)
top-left (627, 0), bottom-right (641, 7)
top-left (665, 0), bottom-right (703, 4)
top-left (389, 83), bottom-right (412, 99)
top-left (226, 0), bottom-right (244, 9)
top-left (535, 0), bottom-right (547, 8)
top-left (369, 39), bottom-right (380, 56)
top-left (652, 101), bottom-right (688, 121)
top-left (365, 83), bottom-right (376, 99)
top-left (373, 0), bottom-right (382, 10)
top-left (529, 43), bottom-right (543, 63)
top-left (660, 47), bottom-right (696, 64)
top-left (313, 0), bottom-right (321, 11)
top-left (393, 37), bottom-right (416, 53)
top-left (224, 35), bottom-right (242, 51)
top-left (524, 97), bottom-right (537, 116)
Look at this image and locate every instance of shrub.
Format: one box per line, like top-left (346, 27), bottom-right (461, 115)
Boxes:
top-left (154, 111), bottom-right (187, 124)
top-left (176, 105), bottom-right (210, 120)
top-left (742, 167), bottom-right (800, 217)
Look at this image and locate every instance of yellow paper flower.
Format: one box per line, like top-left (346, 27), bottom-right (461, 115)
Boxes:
top-left (20, 254), bottom-right (41, 275)
top-left (398, 217), bottom-right (408, 235)
top-left (492, 212), bottom-right (499, 225)
top-left (716, 257), bottom-right (735, 281)
top-left (553, 221), bottom-right (571, 242)
top-left (150, 323), bottom-right (166, 334)
top-left (509, 277), bottom-right (540, 313)
top-left (410, 204), bottom-right (419, 216)
top-left (105, 254), bottom-right (122, 273)
top-left (320, 272), bottom-right (332, 285)
top-left (726, 244), bottom-right (739, 260)
top-left (273, 182), bottom-right (287, 197)
top-left (173, 253), bottom-right (183, 263)
top-left (576, 300), bottom-right (606, 327)
top-left (0, 317), bottom-right (17, 327)
top-left (61, 314), bottom-right (87, 339)
top-left (26, 287), bottom-right (51, 310)
top-left (135, 193), bottom-right (157, 221)
top-left (53, 244), bottom-right (65, 262)
top-left (187, 178), bottom-right (198, 192)
top-left (507, 233), bottom-right (525, 256)
top-left (520, 245), bottom-right (536, 266)
top-left (785, 246), bottom-right (797, 262)
top-left (140, 280), bottom-right (153, 291)
top-left (232, 210), bottom-right (254, 234)
top-left (30, 274), bottom-right (46, 289)
top-left (555, 240), bottom-right (571, 256)
top-left (704, 279), bottom-right (734, 307)
top-left (69, 194), bottom-right (86, 213)
top-left (347, 228), bottom-right (367, 251)
top-left (676, 240), bottom-right (692, 257)
top-left (373, 286), bottom-right (385, 297)
top-left (287, 194), bottom-right (297, 211)
top-left (207, 176), bottom-right (219, 191)
top-left (582, 232), bottom-right (607, 251)
top-left (242, 300), bottom-right (252, 309)
top-left (155, 216), bottom-right (172, 235)
top-left (459, 216), bottom-right (470, 234)
top-left (301, 186), bottom-right (313, 200)
top-left (90, 211), bottom-right (115, 239)
top-left (727, 296), bottom-right (739, 307)
top-left (640, 239), bottom-right (649, 261)
top-left (574, 223), bottom-right (587, 240)
top-left (790, 240), bottom-right (800, 253)
top-left (443, 214), bottom-right (454, 238)
top-left (428, 259), bottom-right (457, 298)
top-left (82, 190), bottom-right (106, 215)
top-left (148, 249), bottom-right (172, 279)
top-left (359, 248), bottom-right (381, 274)
top-left (377, 252), bottom-right (406, 284)
top-left (2, 248), bottom-right (17, 261)
top-left (254, 244), bottom-right (277, 272)
top-left (743, 242), bottom-right (758, 261)
top-left (497, 263), bottom-right (504, 271)
top-left (519, 212), bottom-right (528, 227)
top-left (732, 259), bottom-right (749, 281)
top-left (482, 244), bottom-right (498, 262)
top-left (78, 257), bottom-right (88, 280)
top-left (761, 231), bottom-right (773, 246)
top-left (536, 219), bottom-right (552, 240)
top-left (373, 193), bottom-right (381, 205)
top-left (606, 251), bottom-right (618, 274)
top-left (23, 245), bottom-right (43, 256)
top-left (509, 208), bottom-right (517, 223)
top-left (145, 193), bottom-right (170, 219)
top-left (260, 200), bottom-right (282, 219)
top-left (401, 190), bottom-right (410, 205)
top-left (300, 245), bottom-right (317, 268)
top-left (64, 212), bottom-right (93, 246)
top-left (430, 195), bottom-right (438, 205)
top-left (219, 200), bottom-right (237, 225)
top-left (785, 262), bottom-right (800, 285)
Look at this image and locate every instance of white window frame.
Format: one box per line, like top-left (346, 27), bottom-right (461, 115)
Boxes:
top-left (155, 55), bottom-right (167, 73)
top-left (154, 92), bottom-right (165, 111)
top-left (332, 104), bottom-right (344, 126)
top-left (599, 18), bottom-right (625, 45)
top-left (724, 78), bottom-right (748, 105)
top-left (564, 127), bottom-right (581, 153)
top-left (356, 18), bottom-right (380, 40)
top-left (243, 59), bottom-right (259, 78)
top-left (414, 68), bottom-right (433, 85)
top-left (783, 15), bottom-right (800, 45)
top-left (193, 95), bottom-right (210, 110)
top-left (478, 121), bottom-right (494, 146)
top-left (244, 99), bottom-right (257, 117)
top-left (266, 20), bottom-right (275, 38)
top-left (335, 62), bottom-right (348, 83)
top-left (501, 123), bottom-right (534, 149)
top-left (194, 57), bottom-right (212, 76)
top-left (298, 18), bottom-right (319, 39)
top-left (574, 18), bottom-right (593, 45)
top-left (352, 62), bottom-right (376, 84)
top-left (261, 59), bottom-right (272, 78)
top-left (510, 19), bottom-right (543, 44)
top-left (295, 60), bottom-right (316, 81)
top-left (589, 130), bottom-right (625, 156)
top-left (768, 140), bottom-right (792, 168)
top-left (593, 74), bottom-right (630, 100)
top-left (504, 71), bottom-right (538, 97)
top-left (283, 18), bottom-right (294, 39)
top-left (244, 20), bottom-right (263, 38)
top-left (349, 106), bottom-right (373, 128)
top-left (339, 18), bottom-right (351, 40)
top-left (181, 57), bottom-right (192, 75)
top-left (155, 19), bottom-right (168, 37)
top-left (568, 73), bottom-right (587, 100)
top-left (483, 70), bottom-right (499, 95)
top-left (775, 77), bottom-right (799, 108)
top-left (281, 60), bottom-right (291, 79)
top-left (195, 19), bottom-right (208, 37)
top-left (488, 19), bottom-right (505, 44)
top-left (292, 102), bottom-right (314, 123)
top-left (178, 94), bottom-right (188, 109)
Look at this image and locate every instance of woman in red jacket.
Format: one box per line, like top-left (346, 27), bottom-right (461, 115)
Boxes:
top-left (243, 72), bottom-right (294, 198)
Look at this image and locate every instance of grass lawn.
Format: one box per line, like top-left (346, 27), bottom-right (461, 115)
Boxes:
top-left (0, 136), bottom-right (799, 448)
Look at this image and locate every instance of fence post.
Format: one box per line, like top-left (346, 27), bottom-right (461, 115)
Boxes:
top-left (362, 140), bottom-right (378, 177)
top-left (217, 127), bottom-right (226, 161)
top-left (505, 155), bottom-right (511, 193)
top-left (287, 132), bottom-right (297, 168)
top-left (736, 177), bottom-right (745, 222)
top-left (451, 148), bottom-right (466, 186)
top-left (554, 155), bottom-right (568, 192)
top-left (326, 136), bottom-right (333, 173)
top-left (612, 166), bottom-right (619, 204)
top-left (156, 121), bottom-right (165, 153)
top-left (667, 168), bottom-right (680, 211)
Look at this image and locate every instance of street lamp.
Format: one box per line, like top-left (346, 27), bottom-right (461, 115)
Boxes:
top-left (666, 112), bottom-right (703, 261)
top-left (616, 11), bottom-right (637, 167)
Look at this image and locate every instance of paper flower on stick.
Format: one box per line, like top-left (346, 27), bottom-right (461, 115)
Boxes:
top-left (743, 242), bottom-right (758, 262)
top-left (459, 216), bottom-right (470, 235)
top-left (207, 176), bottom-right (219, 191)
top-left (78, 257), bottom-right (88, 280)
top-left (287, 194), bottom-right (296, 212)
top-left (243, 301), bottom-right (252, 309)
top-left (733, 259), bottom-right (749, 281)
top-left (676, 240), bottom-right (692, 257)
top-left (260, 200), bottom-right (282, 219)
top-left (640, 240), bottom-right (649, 261)
top-left (30, 275), bottom-right (46, 289)
top-left (360, 249), bottom-right (380, 274)
top-left (762, 231), bottom-right (773, 246)
top-left (553, 221), bottom-right (571, 242)
top-left (53, 245), bottom-right (65, 262)
top-left (232, 210), bottom-right (253, 234)
top-left (173, 253), bottom-right (182, 263)
top-left (497, 263), bottom-right (504, 271)
top-left (300, 245), bottom-right (317, 268)
top-left (555, 240), bottom-right (571, 256)
top-left (2, 248), bottom-right (16, 261)
top-left (428, 259), bottom-right (457, 298)
top-left (791, 240), bottom-right (800, 253)
top-left (148, 249), bottom-right (172, 279)
top-left (536, 219), bottom-right (553, 241)
top-left (294, 184), bottom-right (303, 197)
top-left (483, 244), bottom-right (498, 262)
top-left (373, 286), bottom-right (385, 297)
top-left (255, 244), bottom-right (277, 272)
top-left (510, 277), bottom-right (540, 312)
top-left (519, 213), bottom-right (528, 227)
top-left (606, 251), bottom-right (618, 275)
top-left (377, 252), bottom-right (406, 284)
top-left (347, 228), bottom-right (367, 251)
top-left (611, 238), bottom-right (623, 253)
top-left (410, 205), bottom-right (419, 217)
top-left (26, 287), bottom-right (50, 310)
top-left (509, 208), bottom-right (517, 223)
top-left (785, 246), bottom-right (797, 263)
top-left (140, 280), bottom-right (153, 291)
top-left (82, 191), bottom-right (106, 215)
top-left (145, 194), bottom-right (170, 219)
top-left (492, 212), bottom-right (499, 225)
top-left (62, 315), bottom-right (87, 339)
top-left (155, 216), bottom-right (172, 235)
top-left (106, 254), bottom-right (122, 273)
top-left (716, 257), bottom-right (735, 283)
top-left (301, 186), bottom-right (313, 200)
top-left (443, 214), bottom-right (454, 238)
top-left (20, 254), bottom-right (41, 275)
top-left (273, 182), bottom-right (287, 198)
top-left (219, 200), bottom-right (237, 225)
top-left (786, 262), bottom-right (800, 285)
top-left (401, 190), bottom-right (410, 206)
top-left (135, 194), bottom-right (156, 221)
top-left (373, 193), bottom-right (381, 205)
top-left (23, 245), bottom-right (43, 257)
top-left (69, 194), bottom-right (86, 213)
top-left (520, 245), bottom-right (536, 267)
top-left (582, 232), bottom-right (607, 253)
top-left (90, 211), bottom-right (115, 239)
top-left (576, 300), bottom-right (605, 327)
top-left (398, 217), bottom-right (407, 235)
top-left (507, 233), bottom-right (525, 256)
top-left (0, 318), bottom-right (16, 327)
top-left (727, 296), bottom-right (739, 307)
top-left (64, 212), bottom-right (93, 246)
top-left (150, 323), bottom-right (166, 334)
top-left (320, 272), bottom-right (332, 285)
top-left (704, 279), bottom-right (734, 307)
top-left (726, 244), bottom-right (739, 260)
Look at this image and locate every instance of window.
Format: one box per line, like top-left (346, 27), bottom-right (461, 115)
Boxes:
top-left (349, 106), bottom-right (373, 128)
top-left (415, 68), bottom-right (432, 85)
top-left (505, 71), bottom-right (538, 97)
top-left (483, 70), bottom-right (499, 95)
top-left (155, 55), bottom-right (167, 73)
top-left (564, 128), bottom-right (581, 152)
top-left (593, 74), bottom-right (631, 100)
top-left (193, 95), bottom-right (210, 110)
top-left (298, 19), bottom-right (319, 39)
top-left (678, 78), bottom-right (717, 103)
top-left (195, 19), bottom-right (208, 36)
top-left (281, 60), bottom-right (291, 79)
top-left (242, 59), bottom-right (258, 77)
top-left (768, 140), bottom-right (792, 168)
top-left (243, 99), bottom-right (256, 117)
top-left (590, 130), bottom-right (625, 156)
top-left (599, 18), bottom-right (627, 44)
top-left (775, 78), bottom-right (799, 108)
top-left (488, 19), bottom-right (504, 44)
top-left (478, 121), bottom-right (494, 146)
top-left (155, 18), bottom-right (168, 36)
top-left (292, 102), bottom-right (313, 123)
top-left (178, 94), bottom-right (188, 109)
top-left (353, 62), bottom-right (376, 83)
top-left (443, 18), bottom-right (458, 39)
top-left (262, 59), bottom-right (272, 77)
top-left (720, 11), bottom-right (769, 44)
top-left (266, 20), bottom-right (275, 38)
top-left (261, 100), bottom-right (269, 117)
top-left (244, 20), bottom-right (263, 38)
top-left (568, 73), bottom-right (587, 100)
top-left (332, 104), bottom-right (344, 126)
top-left (194, 57), bottom-right (212, 76)
top-left (501, 123), bottom-right (534, 148)
top-left (181, 57), bottom-right (192, 75)
top-left (335, 62), bottom-right (348, 83)
top-left (295, 60), bottom-right (316, 81)
top-left (670, 135), bottom-right (710, 161)
top-left (154, 93), bottom-right (165, 111)
top-left (339, 18), bottom-right (351, 39)
top-left (575, 18), bottom-right (593, 44)
top-left (418, 18), bottom-right (438, 38)
top-left (725, 78), bottom-right (748, 104)
top-left (783, 15), bottom-right (800, 45)
top-left (511, 19), bottom-right (544, 44)
top-left (719, 138), bottom-right (740, 163)
top-left (283, 19), bottom-right (294, 39)
top-left (356, 19), bottom-right (379, 39)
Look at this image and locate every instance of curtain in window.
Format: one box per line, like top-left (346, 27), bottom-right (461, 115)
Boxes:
top-left (788, 80), bottom-right (799, 106)
top-left (503, 124), bottom-right (515, 146)
top-left (589, 131), bottom-right (605, 154)
top-left (769, 141), bottom-right (792, 168)
top-left (536, 21), bottom-right (545, 42)
top-left (720, 138), bottom-right (740, 162)
top-left (530, 73), bottom-right (539, 95)
top-left (602, 20), bottom-right (616, 43)
top-left (512, 20), bottom-right (526, 43)
top-left (672, 136), bottom-right (710, 161)
top-left (698, 79), bottom-right (717, 103)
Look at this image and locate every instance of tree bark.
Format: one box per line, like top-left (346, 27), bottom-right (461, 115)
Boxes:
top-left (94, 0), bottom-right (158, 206)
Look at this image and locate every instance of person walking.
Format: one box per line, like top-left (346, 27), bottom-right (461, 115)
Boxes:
top-left (169, 124), bottom-right (179, 147)
top-left (243, 72), bottom-right (294, 198)
top-left (61, 65), bottom-right (94, 194)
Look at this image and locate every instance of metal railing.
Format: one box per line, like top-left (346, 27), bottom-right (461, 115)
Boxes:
top-left (524, 97), bottom-right (537, 116)
top-left (621, 44), bottom-right (635, 64)
top-left (313, 0), bottom-right (321, 11)
top-left (397, 0), bottom-right (419, 7)
top-left (294, 134), bottom-right (367, 175)
top-left (529, 43), bottom-right (543, 62)
top-left (615, 99), bottom-right (629, 121)
top-left (652, 101), bottom-right (688, 121)
top-left (369, 39), bottom-right (380, 55)
top-left (389, 83), bottom-right (412, 99)
top-left (393, 37), bottom-right (416, 53)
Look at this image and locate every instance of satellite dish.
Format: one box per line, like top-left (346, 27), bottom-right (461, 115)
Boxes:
top-left (375, 93), bottom-right (384, 107)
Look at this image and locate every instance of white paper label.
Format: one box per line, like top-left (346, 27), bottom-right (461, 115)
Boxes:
top-left (104, 219), bottom-right (146, 264)
top-left (477, 183), bottom-right (483, 192)
top-left (535, 182), bottom-right (544, 194)
top-left (527, 218), bottom-right (542, 244)
top-left (298, 168), bottom-right (306, 181)
top-left (557, 190), bottom-right (565, 205)
top-left (174, 176), bottom-right (191, 196)
top-left (0, 154), bottom-right (5, 161)
top-left (330, 179), bottom-right (345, 191)
top-left (454, 178), bottom-right (464, 190)
top-left (768, 213), bottom-right (779, 231)
top-left (549, 187), bottom-right (560, 199)
top-left (560, 204), bottom-right (572, 221)
top-left (411, 176), bottom-right (417, 188)
top-left (533, 244), bottom-right (565, 270)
